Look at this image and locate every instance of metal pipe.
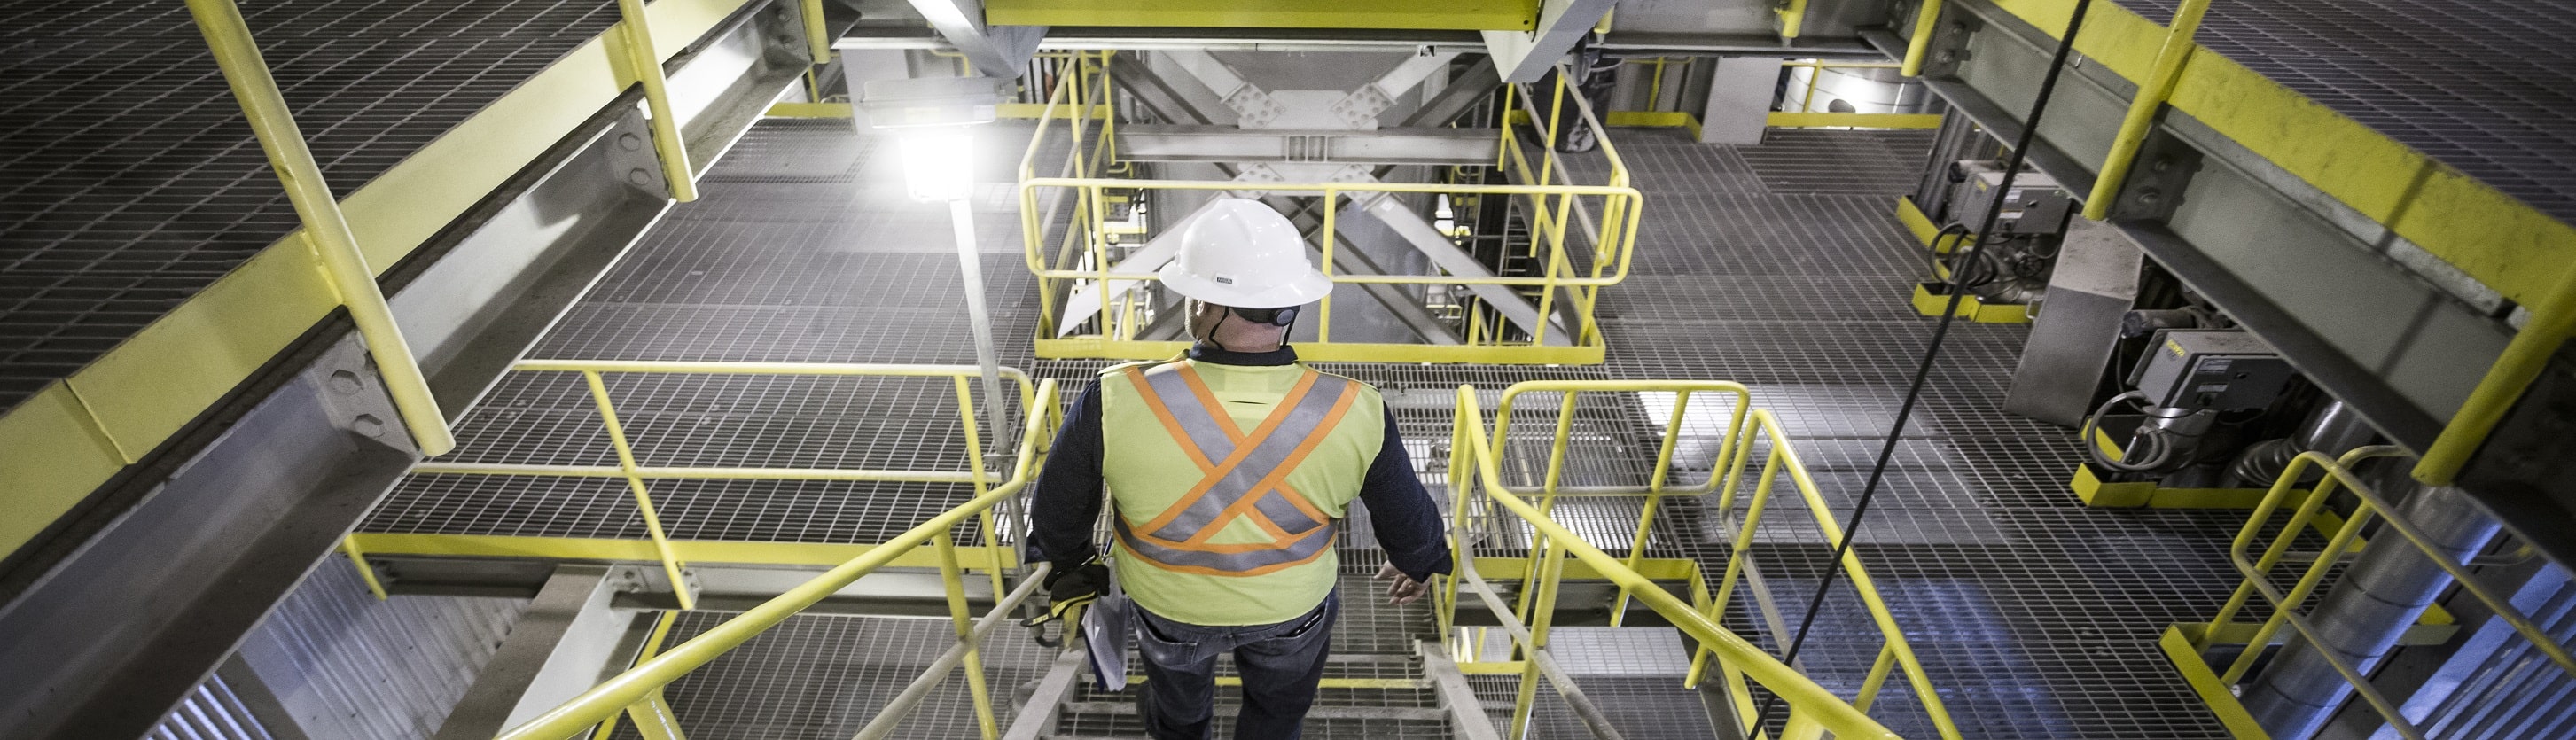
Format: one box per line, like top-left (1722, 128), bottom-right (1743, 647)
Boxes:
top-left (2295, 401), bottom-right (2379, 457)
top-left (2081, 0), bottom-right (2211, 220)
top-left (2243, 481), bottom-right (2500, 738)
top-left (183, 0), bottom-right (455, 456)
top-left (948, 196), bottom-right (1025, 587)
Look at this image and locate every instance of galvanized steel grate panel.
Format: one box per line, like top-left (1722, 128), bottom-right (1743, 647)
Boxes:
top-left (2115, 0), bottom-right (2576, 224)
top-left (0, 0), bottom-right (619, 410)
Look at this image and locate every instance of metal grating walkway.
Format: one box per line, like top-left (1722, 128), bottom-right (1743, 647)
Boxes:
top-left (357, 119), bottom-right (2257, 737)
top-left (0, 0), bottom-right (619, 409)
top-left (2112, 0), bottom-right (2576, 225)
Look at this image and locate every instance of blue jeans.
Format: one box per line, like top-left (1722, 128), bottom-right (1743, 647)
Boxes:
top-left (1132, 593), bottom-right (1339, 740)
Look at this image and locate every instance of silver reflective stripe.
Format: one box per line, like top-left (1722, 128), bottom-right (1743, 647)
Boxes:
top-left (1140, 368), bottom-right (1237, 463)
top-left (1142, 371), bottom-right (1349, 541)
top-left (1117, 515), bottom-right (1337, 572)
top-left (1254, 493), bottom-right (1323, 535)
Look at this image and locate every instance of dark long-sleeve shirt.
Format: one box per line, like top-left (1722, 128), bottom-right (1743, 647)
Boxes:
top-left (1026, 344), bottom-right (1454, 582)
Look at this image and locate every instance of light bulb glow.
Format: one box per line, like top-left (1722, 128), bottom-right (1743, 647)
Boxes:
top-left (900, 129), bottom-right (975, 202)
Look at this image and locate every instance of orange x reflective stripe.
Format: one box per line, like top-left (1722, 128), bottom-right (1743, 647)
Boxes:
top-left (1114, 363), bottom-right (1357, 576)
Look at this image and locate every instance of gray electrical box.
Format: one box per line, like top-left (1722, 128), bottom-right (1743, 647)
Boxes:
top-left (2129, 331), bottom-right (2297, 412)
top-left (1948, 161), bottom-right (2073, 236)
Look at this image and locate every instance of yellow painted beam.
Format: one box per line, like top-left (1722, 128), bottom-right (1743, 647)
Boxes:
top-left (1034, 339), bottom-right (1606, 365)
top-left (345, 533), bottom-right (1020, 570)
top-left (0, 0), bottom-right (761, 563)
top-left (764, 101), bottom-right (850, 118)
top-left (0, 385), bottom-right (131, 556)
top-left (985, 0), bottom-right (1541, 31)
top-left (1604, 111), bottom-right (1702, 140)
top-left (1471, 556), bottom-right (1700, 581)
top-left (998, 103), bottom-right (1109, 120)
top-left (1765, 112), bottom-right (1944, 129)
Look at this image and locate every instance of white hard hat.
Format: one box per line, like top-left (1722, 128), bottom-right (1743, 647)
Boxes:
top-left (1157, 198), bottom-right (1332, 308)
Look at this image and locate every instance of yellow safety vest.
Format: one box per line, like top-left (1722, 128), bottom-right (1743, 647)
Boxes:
top-left (1099, 359), bottom-right (1384, 626)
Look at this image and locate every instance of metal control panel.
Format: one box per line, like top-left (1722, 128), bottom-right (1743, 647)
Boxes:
top-left (2130, 330), bottom-right (2298, 412)
top-left (1949, 160), bottom-right (2073, 236)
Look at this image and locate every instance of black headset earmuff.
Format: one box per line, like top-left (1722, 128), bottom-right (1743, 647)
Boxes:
top-left (1228, 306), bottom-right (1298, 327)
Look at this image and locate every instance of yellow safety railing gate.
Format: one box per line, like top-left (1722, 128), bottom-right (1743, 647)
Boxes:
top-left (1440, 380), bottom-right (1961, 739)
top-left (345, 362), bottom-right (1061, 740)
top-left (2165, 447), bottom-right (2576, 740)
top-left (1016, 54), bottom-right (1643, 364)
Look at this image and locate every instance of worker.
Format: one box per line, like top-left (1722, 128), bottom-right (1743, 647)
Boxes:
top-left (1027, 197), bottom-right (1454, 740)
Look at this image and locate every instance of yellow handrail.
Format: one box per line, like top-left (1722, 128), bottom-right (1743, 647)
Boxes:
top-left (1698, 409), bottom-right (1963, 739)
top-left (1465, 381), bottom-right (1960, 738)
top-left (1016, 59), bottom-right (1643, 363)
top-left (2183, 447), bottom-right (2576, 740)
top-left (493, 378), bottom-right (1059, 740)
top-left (1449, 385), bottom-right (1904, 740)
top-left (394, 359), bottom-right (1037, 615)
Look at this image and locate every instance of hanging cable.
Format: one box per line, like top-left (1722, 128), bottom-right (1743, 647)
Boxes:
top-left (1751, 0), bottom-right (2102, 731)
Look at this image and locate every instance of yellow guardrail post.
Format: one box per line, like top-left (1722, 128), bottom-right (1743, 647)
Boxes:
top-left (592, 611), bottom-right (688, 740)
top-left (582, 370), bottom-right (698, 611)
top-left (934, 529), bottom-right (1002, 740)
top-left (616, 0), bottom-right (699, 202)
top-left (339, 536), bottom-right (390, 601)
top-left (183, 0), bottom-right (456, 457)
top-left (2080, 0), bottom-right (2212, 221)
top-left (1900, 0), bottom-right (1946, 77)
top-left (798, 0), bottom-right (831, 66)
top-left (1609, 389), bottom-right (1690, 626)
top-left (1506, 534), bottom-right (1567, 740)
top-left (1778, 0), bottom-right (1811, 39)
top-left (2415, 267), bottom-right (2576, 485)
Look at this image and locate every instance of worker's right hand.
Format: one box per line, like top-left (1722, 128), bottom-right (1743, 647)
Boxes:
top-left (1026, 561), bottom-right (1110, 627)
top-left (1377, 562), bottom-right (1429, 605)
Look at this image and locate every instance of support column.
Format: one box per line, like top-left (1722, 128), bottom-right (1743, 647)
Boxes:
top-left (2240, 482), bottom-right (2500, 738)
top-left (1698, 57), bottom-right (1784, 144)
top-left (433, 565), bottom-right (638, 739)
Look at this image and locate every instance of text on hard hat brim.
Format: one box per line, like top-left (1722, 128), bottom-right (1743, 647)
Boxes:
top-left (1156, 263), bottom-right (1333, 309)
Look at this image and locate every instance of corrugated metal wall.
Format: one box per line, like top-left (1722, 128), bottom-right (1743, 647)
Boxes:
top-left (2373, 564), bottom-right (2576, 740)
top-left (152, 557), bottom-right (528, 740)
top-left (145, 674), bottom-right (277, 740)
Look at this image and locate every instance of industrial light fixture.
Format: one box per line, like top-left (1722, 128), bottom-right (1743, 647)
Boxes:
top-left (855, 74), bottom-right (1016, 486)
top-left (859, 76), bottom-right (1004, 202)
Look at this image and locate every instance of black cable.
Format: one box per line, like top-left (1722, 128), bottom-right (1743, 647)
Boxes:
top-left (1751, 0), bottom-right (2100, 731)
top-left (1925, 223), bottom-right (1968, 281)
